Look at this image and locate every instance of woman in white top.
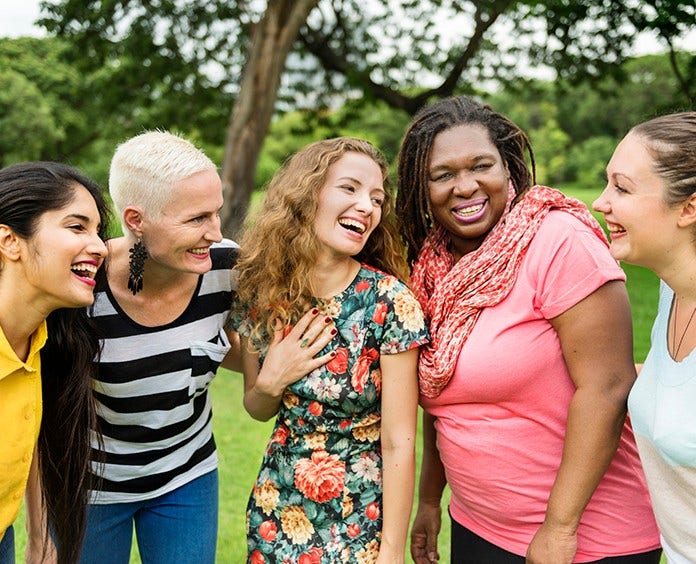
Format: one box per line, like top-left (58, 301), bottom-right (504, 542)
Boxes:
top-left (593, 111), bottom-right (696, 563)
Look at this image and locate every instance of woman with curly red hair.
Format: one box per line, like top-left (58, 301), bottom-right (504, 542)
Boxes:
top-left (230, 137), bottom-right (428, 563)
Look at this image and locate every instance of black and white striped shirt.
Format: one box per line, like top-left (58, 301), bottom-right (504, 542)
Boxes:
top-left (87, 240), bottom-right (238, 503)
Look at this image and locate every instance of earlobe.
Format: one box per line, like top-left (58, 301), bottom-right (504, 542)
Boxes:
top-left (677, 194), bottom-right (696, 228)
top-left (0, 225), bottom-right (23, 261)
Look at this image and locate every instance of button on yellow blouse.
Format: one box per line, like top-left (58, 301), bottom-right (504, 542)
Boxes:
top-left (0, 321), bottom-right (46, 534)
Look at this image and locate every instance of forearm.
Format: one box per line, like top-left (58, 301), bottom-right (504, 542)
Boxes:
top-left (544, 387), bottom-right (627, 531)
top-left (243, 385), bottom-right (283, 421)
top-left (379, 439), bottom-right (416, 558)
top-left (418, 411), bottom-right (447, 504)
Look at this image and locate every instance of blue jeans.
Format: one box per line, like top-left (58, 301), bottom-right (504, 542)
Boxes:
top-left (0, 526), bottom-right (14, 564)
top-left (79, 470), bottom-right (218, 564)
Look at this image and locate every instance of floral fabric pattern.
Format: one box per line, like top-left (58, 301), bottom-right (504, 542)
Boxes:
top-left (242, 265), bottom-right (428, 563)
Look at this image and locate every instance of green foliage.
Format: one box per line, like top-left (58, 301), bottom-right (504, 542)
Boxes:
top-left (0, 37), bottom-right (90, 163)
top-left (0, 69), bottom-right (59, 165)
top-left (565, 136), bottom-right (617, 189)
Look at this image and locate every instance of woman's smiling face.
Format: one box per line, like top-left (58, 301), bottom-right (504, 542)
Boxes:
top-left (592, 132), bottom-right (680, 271)
top-left (427, 123), bottom-right (509, 259)
top-left (314, 151), bottom-right (385, 262)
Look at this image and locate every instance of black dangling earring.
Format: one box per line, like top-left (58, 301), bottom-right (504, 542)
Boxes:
top-left (127, 238), bottom-right (148, 295)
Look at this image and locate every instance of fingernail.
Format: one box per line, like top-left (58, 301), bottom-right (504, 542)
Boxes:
top-left (330, 328), bottom-right (337, 335)
top-left (324, 316), bottom-right (332, 323)
top-left (330, 351), bottom-right (336, 357)
top-left (311, 308), bottom-right (318, 314)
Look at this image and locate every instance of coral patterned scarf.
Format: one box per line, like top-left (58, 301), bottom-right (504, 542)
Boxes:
top-left (409, 185), bottom-right (607, 399)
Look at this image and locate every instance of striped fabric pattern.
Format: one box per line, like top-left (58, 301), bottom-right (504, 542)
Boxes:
top-left (87, 240), bottom-right (238, 503)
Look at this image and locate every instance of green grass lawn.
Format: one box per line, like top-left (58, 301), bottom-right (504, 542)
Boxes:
top-left (14, 186), bottom-right (662, 562)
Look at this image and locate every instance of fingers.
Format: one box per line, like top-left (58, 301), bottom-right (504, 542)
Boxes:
top-left (286, 308), bottom-right (335, 352)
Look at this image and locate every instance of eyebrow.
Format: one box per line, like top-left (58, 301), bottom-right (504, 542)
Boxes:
top-left (610, 172), bottom-right (633, 184)
top-left (429, 153), bottom-right (497, 169)
top-left (64, 213), bottom-right (91, 222)
top-left (336, 176), bottom-right (385, 192)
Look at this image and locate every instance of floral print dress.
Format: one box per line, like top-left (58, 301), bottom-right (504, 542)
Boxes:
top-left (238, 265), bottom-right (428, 564)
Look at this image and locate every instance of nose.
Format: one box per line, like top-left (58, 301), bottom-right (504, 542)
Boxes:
top-left (354, 191), bottom-right (373, 215)
top-left (592, 187), bottom-right (609, 213)
top-left (453, 172), bottom-right (478, 197)
top-left (89, 233), bottom-right (108, 259)
top-left (204, 214), bottom-right (223, 242)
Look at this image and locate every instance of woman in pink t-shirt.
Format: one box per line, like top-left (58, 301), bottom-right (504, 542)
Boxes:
top-left (397, 95), bottom-right (660, 563)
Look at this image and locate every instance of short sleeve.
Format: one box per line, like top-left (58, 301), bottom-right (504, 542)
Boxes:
top-left (527, 211), bottom-right (626, 319)
top-left (374, 276), bottom-right (429, 355)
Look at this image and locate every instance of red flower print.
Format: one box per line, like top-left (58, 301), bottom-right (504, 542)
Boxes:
top-left (250, 550), bottom-right (266, 564)
top-left (356, 280), bottom-right (370, 292)
top-left (271, 424), bottom-right (288, 446)
top-left (327, 347), bottom-right (349, 374)
top-left (351, 347), bottom-right (379, 393)
top-left (347, 523), bottom-right (361, 537)
top-left (308, 401), bottom-right (323, 416)
top-left (294, 450), bottom-right (345, 503)
top-left (299, 547), bottom-right (323, 564)
top-left (339, 419), bottom-right (351, 430)
top-left (259, 520), bottom-right (277, 542)
top-left (366, 501), bottom-right (380, 521)
top-left (372, 302), bottom-right (387, 325)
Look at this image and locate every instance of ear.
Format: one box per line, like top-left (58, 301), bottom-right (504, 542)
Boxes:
top-left (122, 206), bottom-right (145, 237)
top-left (0, 224), bottom-right (23, 261)
top-left (677, 194), bottom-right (696, 228)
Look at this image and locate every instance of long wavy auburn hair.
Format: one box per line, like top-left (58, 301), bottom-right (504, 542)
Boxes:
top-left (235, 137), bottom-right (408, 351)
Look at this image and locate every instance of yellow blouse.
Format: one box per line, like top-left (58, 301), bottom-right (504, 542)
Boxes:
top-left (0, 321), bottom-right (46, 534)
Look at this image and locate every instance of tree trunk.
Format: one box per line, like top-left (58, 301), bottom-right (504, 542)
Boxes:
top-left (220, 0), bottom-right (319, 239)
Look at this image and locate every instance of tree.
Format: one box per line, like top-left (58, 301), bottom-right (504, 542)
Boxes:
top-left (39, 0), bottom-right (695, 236)
top-left (220, 0), bottom-right (319, 235)
top-left (0, 37), bottom-right (95, 165)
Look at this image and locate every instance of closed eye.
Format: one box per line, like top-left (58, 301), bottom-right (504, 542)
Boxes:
top-left (430, 171), bottom-right (453, 182)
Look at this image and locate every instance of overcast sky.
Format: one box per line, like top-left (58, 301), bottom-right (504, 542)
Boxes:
top-left (1, 0), bottom-right (694, 54)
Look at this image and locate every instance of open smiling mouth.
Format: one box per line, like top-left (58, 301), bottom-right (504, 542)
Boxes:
top-left (71, 263), bottom-right (98, 279)
top-left (339, 219), bottom-right (366, 234)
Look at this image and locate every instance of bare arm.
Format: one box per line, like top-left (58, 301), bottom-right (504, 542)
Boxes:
top-left (526, 280), bottom-right (636, 563)
top-left (410, 410), bottom-right (447, 563)
top-left (219, 327), bottom-right (242, 372)
top-left (242, 309), bottom-right (336, 421)
top-left (24, 448), bottom-right (57, 564)
top-left (376, 348), bottom-right (419, 564)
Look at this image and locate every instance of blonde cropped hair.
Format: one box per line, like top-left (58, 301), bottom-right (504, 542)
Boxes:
top-left (234, 137), bottom-right (409, 351)
top-left (109, 130), bottom-right (217, 229)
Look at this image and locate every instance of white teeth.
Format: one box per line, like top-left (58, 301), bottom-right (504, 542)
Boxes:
top-left (454, 204), bottom-right (484, 217)
top-left (189, 248), bottom-right (208, 254)
top-left (608, 226), bottom-right (626, 233)
top-left (339, 219), bottom-right (366, 234)
top-left (71, 263), bottom-right (97, 278)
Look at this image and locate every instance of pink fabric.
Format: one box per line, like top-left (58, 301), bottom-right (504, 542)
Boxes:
top-left (410, 185), bottom-right (607, 399)
top-left (421, 211), bottom-right (659, 560)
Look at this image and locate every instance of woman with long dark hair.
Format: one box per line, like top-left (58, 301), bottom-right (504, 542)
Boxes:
top-left (0, 162), bottom-right (109, 564)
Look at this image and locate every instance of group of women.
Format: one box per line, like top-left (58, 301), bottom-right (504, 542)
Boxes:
top-left (0, 96), bottom-right (693, 564)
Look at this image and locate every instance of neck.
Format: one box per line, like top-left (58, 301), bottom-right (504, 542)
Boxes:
top-left (109, 238), bottom-right (198, 297)
top-left (0, 287), bottom-right (45, 361)
top-left (311, 257), bottom-right (360, 299)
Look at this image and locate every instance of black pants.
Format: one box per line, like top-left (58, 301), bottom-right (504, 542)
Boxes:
top-left (451, 515), bottom-right (662, 564)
